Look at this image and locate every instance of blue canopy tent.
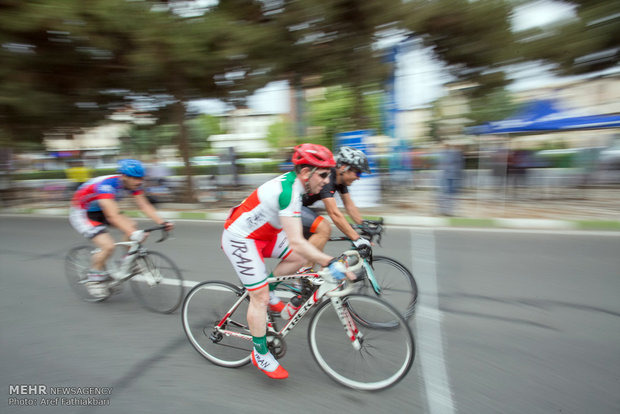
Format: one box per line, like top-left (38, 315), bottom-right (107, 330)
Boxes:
top-left (466, 99), bottom-right (620, 202)
top-left (468, 99), bottom-right (620, 135)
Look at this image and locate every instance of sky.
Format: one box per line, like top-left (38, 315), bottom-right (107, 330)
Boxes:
top-left (192, 0), bottom-right (581, 115)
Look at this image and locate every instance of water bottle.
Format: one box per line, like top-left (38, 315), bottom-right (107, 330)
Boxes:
top-left (280, 295), bottom-right (304, 320)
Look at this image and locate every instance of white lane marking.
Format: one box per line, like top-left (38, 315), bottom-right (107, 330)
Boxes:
top-left (131, 275), bottom-right (198, 288)
top-left (429, 226), bottom-right (620, 236)
top-left (131, 277), bottom-right (295, 298)
top-left (412, 228), bottom-right (456, 414)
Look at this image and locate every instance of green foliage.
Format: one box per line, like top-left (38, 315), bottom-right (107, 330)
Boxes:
top-left (307, 86), bottom-right (382, 148)
top-left (405, 0), bottom-right (516, 97)
top-left (13, 171), bottom-right (68, 181)
top-left (262, 0), bottom-right (407, 130)
top-left (535, 152), bottom-right (576, 168)
top-left (467, 89), bottom-right (519, 125)
top-left (13, 160), bottom-right (282, 181)
top-left (515, 0), bottom-right (620, 76)
top-left (123, 125), bottom-right (177, 156)
top-left (265, 121), bottom-right (295, 150)
top-left (5, 0), bottom-right (613, 174)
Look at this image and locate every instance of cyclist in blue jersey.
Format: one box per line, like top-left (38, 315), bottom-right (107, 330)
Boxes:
top-left (69, 159), bottom-right (174, 298)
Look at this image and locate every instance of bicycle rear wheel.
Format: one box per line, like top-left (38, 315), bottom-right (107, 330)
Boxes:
top-left (308, 294), bottom-right (415, 391)
top-left (129, 251), bottom-right (184, 314)
top-left (65, 245), bottom-right (109, 302)
top-left (357, 255), bottom-right (418, 319)
top-left (182, 281), bottom-right (252, 368)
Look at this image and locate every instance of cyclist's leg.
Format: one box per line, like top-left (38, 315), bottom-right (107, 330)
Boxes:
top-left (259, 231), bottom-right (305, 308)
top-left (246, 286), bottom-right (269, 337)
top-left (221, 230), bottom-right (271, 335)
top-left (69, 208), bottom-right (113, 272)
top-left (264, 230), bottom-right (305, 276)
top-left (69, 208), bottom-right (113, 298)
top-left (301, 206), bottom-right (330, 266)
top-left (90, 232), bottom-right (115, 271)
top-left (246, 287), bottom-right (288, 378)
top-left (221, 230), bottom-right (288, 378)
top-left (308, 218), bottom-right (331, 251)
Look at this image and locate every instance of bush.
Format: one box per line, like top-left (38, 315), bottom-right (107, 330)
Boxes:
top-left (12, 170), bottom-right (68, 180)
top-left (11, 161), bottom-right (283, 181)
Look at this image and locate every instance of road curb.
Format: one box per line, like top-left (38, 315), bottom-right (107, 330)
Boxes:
top-left (2, 207), bottom-right (619, 231)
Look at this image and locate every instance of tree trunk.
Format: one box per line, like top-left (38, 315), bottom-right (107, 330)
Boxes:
top-left (172, 100), bottom-right (196, 203)
top-left (350, 68), bottom-right (368, 130)
top-left (288, 73), bottom-right (305, 139)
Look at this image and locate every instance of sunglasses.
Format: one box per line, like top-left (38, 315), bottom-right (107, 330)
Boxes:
top-left (317, 171), bottom-right (330, 179)
top-left (350, 169), bottom-right (362, 177)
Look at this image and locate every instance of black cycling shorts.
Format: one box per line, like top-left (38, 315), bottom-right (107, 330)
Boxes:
top-left (301, 206), bottom-right (325, 239)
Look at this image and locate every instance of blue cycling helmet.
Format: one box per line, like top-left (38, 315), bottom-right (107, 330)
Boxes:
top-left (117, 159), bottom-right (145, 178)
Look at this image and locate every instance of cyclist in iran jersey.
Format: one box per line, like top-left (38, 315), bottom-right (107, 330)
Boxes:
top-left (224, 171), bottom-right (304, 240)
top-left (221, 144), bottom-right (353, 381)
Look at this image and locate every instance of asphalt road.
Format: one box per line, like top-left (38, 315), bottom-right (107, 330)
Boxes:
top-left (1, 216), bottom-right (619, 414)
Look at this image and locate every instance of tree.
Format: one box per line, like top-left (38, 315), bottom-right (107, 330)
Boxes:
top-left (246, 0), bottom-right (410, 132)
top-left (467, 88), bottom-right (519, 125)
top-left (307, 86), bottom-right (382, 148)
top-left (0, 0), bottom-right (275, 201)
top-left (515, 0), bottom-right (620, 76)
top-left (0, 0), bottom-right (133, 148)
top-left (404, 0), bottom-right (517, 98)
top-left (265, 120), bottom-right (295, 152)
top-left (106, 3), bottom-right (265, 201)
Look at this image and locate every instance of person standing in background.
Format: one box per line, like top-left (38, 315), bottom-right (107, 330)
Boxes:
top-left (437, 142), bottom-right (464, 216)
top-left (65, 160), bottom-right (92, 192)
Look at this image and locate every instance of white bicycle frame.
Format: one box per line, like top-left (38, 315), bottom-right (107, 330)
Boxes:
top-left (91, 239), bottom-right (158, 288)
top-left (213, 251), bottom-right (364, 350)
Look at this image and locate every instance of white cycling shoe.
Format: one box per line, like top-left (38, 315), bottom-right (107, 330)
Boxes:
top-left (85, 281), bottom-right (110, 298)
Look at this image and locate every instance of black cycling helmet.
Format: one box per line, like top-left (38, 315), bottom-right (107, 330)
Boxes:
top-left (335, 146), bottom-right (371, 173)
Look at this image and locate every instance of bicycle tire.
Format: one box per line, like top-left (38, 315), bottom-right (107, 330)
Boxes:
top-left (65, 245), bottom-right (110, 302)
top-left (357, 255), bottom-right (418, 319)
top-left (308, 294), bottom-right (415, 391)
top-left (129, 251), bottom-right (184, 314)
top-left (182, 281), bottom-right (252, 368)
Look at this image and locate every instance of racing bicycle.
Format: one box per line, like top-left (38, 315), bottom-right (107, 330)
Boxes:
top-left (65, 225), bottom-right (184, 314)
top-left (182, 250), bottom-right (415, 391)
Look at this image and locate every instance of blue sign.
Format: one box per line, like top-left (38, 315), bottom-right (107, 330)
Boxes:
top-left (334, 130), bottom-right (381, 207)
top-left (335, 130), bottom-right (377, 173)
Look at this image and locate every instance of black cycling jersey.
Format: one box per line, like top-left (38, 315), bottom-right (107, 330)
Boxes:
top-left (302, 168), bottom-right (348, 206)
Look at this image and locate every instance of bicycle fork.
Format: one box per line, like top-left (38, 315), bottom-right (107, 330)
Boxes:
top-left (330, 297), bottom-right (362, 351)
top-left (363, 261), bottom-right (382, 295)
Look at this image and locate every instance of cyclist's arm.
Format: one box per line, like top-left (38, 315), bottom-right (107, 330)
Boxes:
top-left (99, 198), bottom-right (138, 238)
top-left (281, 216), bottom-right (333, 267)
top-left (133, 193), bottom-right (168, 226)
top-left (322, 197), bottom-right (362, 241)
top-left (340, 192), bottom-right (363, 226)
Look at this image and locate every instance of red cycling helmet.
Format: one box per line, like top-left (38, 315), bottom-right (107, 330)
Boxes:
top-left (292, 143), bottom-right (336, 168)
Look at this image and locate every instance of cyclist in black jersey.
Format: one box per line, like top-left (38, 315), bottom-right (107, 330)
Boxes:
top-left (301, 146), bottom-right (372, 256)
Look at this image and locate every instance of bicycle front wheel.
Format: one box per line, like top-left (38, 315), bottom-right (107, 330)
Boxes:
top-left (357, 255), bottom-right (418, 319)
top-left (65, 245), bottom-right (109, 302)
top-left (129, 251), bottom-right (184, 314)
top-left (308, 294), bottom-right (415, 391)
top-left (182, 281), bottom-right (252, 368)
